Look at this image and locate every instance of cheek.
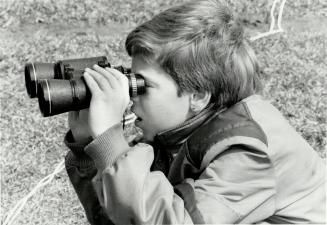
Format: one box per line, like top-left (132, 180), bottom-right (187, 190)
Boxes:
top-left (147, 93), bottom-right (190, 128)
top-left (144, 100), bottom-right (167, 122)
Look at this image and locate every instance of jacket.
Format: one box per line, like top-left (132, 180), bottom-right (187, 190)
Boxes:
top-left (64, 95), bottom-right (326, 224)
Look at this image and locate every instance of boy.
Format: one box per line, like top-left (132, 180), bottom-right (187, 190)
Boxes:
top-left (64, 0), bottom-right (326, 224)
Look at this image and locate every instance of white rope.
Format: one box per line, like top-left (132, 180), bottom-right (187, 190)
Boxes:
top-left (269, 0), bottom-right (278, 31)
top-left (250, 0), bottom-right (287, 41)
top-left (3, 160), bottom-right (65, 225)
top-left (250, 28), bottom-right (284, 42)
top-left (277, 0), bottom-right (287, 30)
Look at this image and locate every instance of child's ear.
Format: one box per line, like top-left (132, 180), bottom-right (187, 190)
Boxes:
top-left (190, 91), bottom-right (211, 113)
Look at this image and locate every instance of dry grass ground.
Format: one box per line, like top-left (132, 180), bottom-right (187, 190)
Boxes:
top-left (1, 0), bottom-right (326, 224)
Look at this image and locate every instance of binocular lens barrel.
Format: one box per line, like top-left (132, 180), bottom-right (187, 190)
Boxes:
top-left (37, 78), bottom-right (91, 117)
top-left (25, 56), bottom-right (145, 117)
top-left (25, 56), bottom-right (109, 98)
top-left (25, 63), bottom-right (55, 98)
top-left (37, 74), bottom-right (145, 117)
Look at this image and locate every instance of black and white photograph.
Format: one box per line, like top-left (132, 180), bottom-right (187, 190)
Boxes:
top-left (1, 0), bottom-right (326, 224)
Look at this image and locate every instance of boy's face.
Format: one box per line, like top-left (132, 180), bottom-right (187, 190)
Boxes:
top-left (131, 56), bottom-right (193, 142)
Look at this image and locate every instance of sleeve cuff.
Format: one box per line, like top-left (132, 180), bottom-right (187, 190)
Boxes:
top-left (84, 123), bottom-right (130, 172)
top-left (64, 130), bottom-right (93, 157)
top-left (65, 150), bottom-right (95, 168)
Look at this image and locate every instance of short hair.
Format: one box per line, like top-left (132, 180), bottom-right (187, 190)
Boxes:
top-left (125, 0), bottom-right (261, 108)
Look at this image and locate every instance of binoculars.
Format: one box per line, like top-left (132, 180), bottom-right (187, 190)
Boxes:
top-left (25, 56), bottom-right (146, 117)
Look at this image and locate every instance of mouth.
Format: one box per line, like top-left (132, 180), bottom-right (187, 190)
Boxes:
top-left (135, 116), bottom-right (143, 123)
top-left (131, 111), bottom-right (143, 124)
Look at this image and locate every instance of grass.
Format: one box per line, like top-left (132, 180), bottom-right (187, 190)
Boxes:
top-left (1, 0), bottom-right (326, 224)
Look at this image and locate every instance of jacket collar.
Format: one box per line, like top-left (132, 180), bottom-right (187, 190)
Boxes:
top-left (153, 104), bottom-right (220, 149)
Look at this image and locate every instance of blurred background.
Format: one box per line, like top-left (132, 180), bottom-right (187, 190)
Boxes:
top-left (0, 0), bottom-right (326, 224)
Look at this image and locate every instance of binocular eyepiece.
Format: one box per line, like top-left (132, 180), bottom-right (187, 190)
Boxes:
top-left (25, 56), bottom-right (146, 117)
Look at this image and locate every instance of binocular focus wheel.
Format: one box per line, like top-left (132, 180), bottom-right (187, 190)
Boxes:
top-left (129, 73), bottom-right (138, 98)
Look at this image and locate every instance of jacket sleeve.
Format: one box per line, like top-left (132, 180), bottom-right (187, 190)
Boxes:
top-left (64, 130), bottom-right (114, 225)
top-left (84, 123), bottom-right (193, 224)
top-left (84, 124), bottom-right (276, 224)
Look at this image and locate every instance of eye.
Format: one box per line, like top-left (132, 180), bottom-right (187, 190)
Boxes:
top-left (134, 73), bottom-right (155, 89)
top-left (144, 80), bottom-right (155, 88)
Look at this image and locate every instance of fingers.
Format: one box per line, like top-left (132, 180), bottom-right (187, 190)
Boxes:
top-left (105, 67), bottom-right (122, 81)
top-left (84, 65), bottom-right (124, 90)
top-left (93, 65), bottom-right (120, 88)
top-left (85, 67), bottom-right (113, 90)
top-left (105, 67), bottom-right (129, 91)
top-left (83, 72), bottom-right (102, 95)
top-left (84, 64), bottom-right (128, 99)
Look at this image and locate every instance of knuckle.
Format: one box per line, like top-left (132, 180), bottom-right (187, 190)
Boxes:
top-left (121, 75), bottom-right (128, 81)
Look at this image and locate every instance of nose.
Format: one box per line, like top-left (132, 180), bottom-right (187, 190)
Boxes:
top-left (130, 100), bottom-right (138, 116)
top-left (130, 97), bottom-right (138, 112)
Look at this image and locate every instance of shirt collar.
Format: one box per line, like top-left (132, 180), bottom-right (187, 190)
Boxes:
top-left (153, 104), bottom-right (220, 148)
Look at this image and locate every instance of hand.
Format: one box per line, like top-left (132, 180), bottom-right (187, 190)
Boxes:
top-left (83, 65), bottom-right (130, 138)
top-left (68, 109), bottom-right (92, 144)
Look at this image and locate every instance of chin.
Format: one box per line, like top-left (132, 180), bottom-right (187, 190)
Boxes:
top-left (142, 133), bottom-right (154, 143)
top-left (133, 124), bottom-right (153, 143)
top-left (139, 128), bottom-right (155, 143)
